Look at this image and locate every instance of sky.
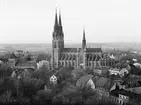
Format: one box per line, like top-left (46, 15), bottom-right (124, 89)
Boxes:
top-left (0, 0), bottom-right (141, 44)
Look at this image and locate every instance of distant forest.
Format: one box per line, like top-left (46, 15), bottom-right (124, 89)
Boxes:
top-left (0, 43), bottom-right (141, 54)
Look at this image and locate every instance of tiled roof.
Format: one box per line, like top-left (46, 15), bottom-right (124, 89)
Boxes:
top-left (48, 70), bottom-right (57, 77)
top-left (121, 75), bottom-right (141, 87)
top-left (129, 64), bottom-right (141, 75)
top-left (63, 48), bottom-right (80, 52)
top-left (94, 76), bottom-right (113, 91)
top-left (110, 89), bottom-right (141, 101)
top-left (72, 68), bottom-right (85, 74)
top-left (92, 76), bottom-right (100, 83)
top-left (62, 48), bottom-right (102, 53)
top-left (54, 67), bottom-right (73, 77)
top-left (86, 48), bottom-right (102, 52)
top-left (96, 77), bottom-right (108, 87)
top-left (76, 74), bottom-right (93, 89)
top-left (10, 53), bottom-right (17, 59)
top-left (16, 61), bottom-right (37, 68)
top-left (104, 79), bottom-right (114, 90)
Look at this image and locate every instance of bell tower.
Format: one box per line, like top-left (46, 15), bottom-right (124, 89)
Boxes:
top-left (51, 9), bottom-right (64, 69)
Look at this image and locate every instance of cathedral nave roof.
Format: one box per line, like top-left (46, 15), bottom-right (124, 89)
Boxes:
top-left (63, 48), bottom-right (80, 52)
top-left (86, 48), bottom-right (102, 52)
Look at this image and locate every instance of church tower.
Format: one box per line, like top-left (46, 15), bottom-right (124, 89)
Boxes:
top-left (82, 28), bottom-right (86, 50)
top-left (82, 28), bottom-right (87, 69)
top-left (51, 9), bottom-right (64, 69)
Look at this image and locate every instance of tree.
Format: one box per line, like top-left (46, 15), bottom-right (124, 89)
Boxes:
top-left (0, 56), bottom-right (8, 63)
top-left (0, 64), bottom-right (13, 79)
top-left (0, 91), bottom-right (14, 104)
top-left (37, 60), bottom-right (50, 70)
top-left (24, 52), bottom-right (32, 61)
top-left (31, 68), bottom-right (51, 84)
top-left (56, 67), bottom-right (73, 82)
top-left (71, 68), bottom-right (86, 82)
top-left (19, 78), bottom-right (45, 100)
top-left (57, 84), bottom-right (79, 105)
top-left (84, 67), bottom-right (93, 75)
top-left (76, 74), bottom-right (93, 90)
top-left (36, 53), bottom-right (51, 62)
top-left (33, 89), bottom-right (52, 105)
top-left (115, 61), bottom-right (128, 69)
top-left (0, 78), bottom-right (16, 100)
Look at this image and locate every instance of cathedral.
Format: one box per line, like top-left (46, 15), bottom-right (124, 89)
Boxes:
top-left (51, 10), bottom-right (116, 69)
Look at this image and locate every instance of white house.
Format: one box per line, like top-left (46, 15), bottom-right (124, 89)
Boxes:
top-left (50, 75), bottom-right (57, 84)
top-left (109, 68), bottom-right (120, 75)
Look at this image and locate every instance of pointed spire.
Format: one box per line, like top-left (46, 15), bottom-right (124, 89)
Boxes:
top-left (83, 28), bottom-right (86, 41)
top-left (82, 27), bottom-right (86, 49)
top-left (59, 9), bottom-right (62, 27)
top-left (54, 8), bottom-right (59, 28)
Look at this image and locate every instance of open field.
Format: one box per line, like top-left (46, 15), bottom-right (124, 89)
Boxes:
top-left (0, 43), bottom-right (141, 54)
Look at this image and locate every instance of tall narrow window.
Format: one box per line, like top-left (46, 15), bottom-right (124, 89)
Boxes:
top-left (54, 42), bottom-right (56, 48)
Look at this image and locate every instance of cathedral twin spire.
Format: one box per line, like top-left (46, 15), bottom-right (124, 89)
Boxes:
top-left (54, 8), bottom-right (86, 49)
top-left (54, 9), bottom-right (62, 28)
top-left (53, 8), bottom-right (64, 39)
top-left (82, 28), bottom-right (86, 49)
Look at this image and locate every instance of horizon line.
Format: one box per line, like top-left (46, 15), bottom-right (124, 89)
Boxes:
top-left (0, 42), bottom-right (141, 44)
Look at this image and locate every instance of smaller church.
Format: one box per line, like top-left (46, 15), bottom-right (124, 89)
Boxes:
top-left (51, 9), bottom-right (116, 69)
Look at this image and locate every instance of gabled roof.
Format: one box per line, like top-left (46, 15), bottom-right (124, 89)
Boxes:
top-left (96, 77), bottom-right (108, 87)
top-left (54, 67), bottom-right (73, 78)
top-left (92, 76), bottom-right (100, 83)
top-left (10, 53), bottom-right (17, 59)
top-left (104, 79), bottom-right (114, 90)
top-left (16, 61), bottom-right (37, 69)
top-left (122, 75), bottom-right (141, 87)
top-left (94, 76), bottom-right (113, 91)
top-left (110, 89), bottom-right (141, 101)
top-left (76, 74), bottom-right (93, 89)
top-left (129, 64), bottom-right (141, 75)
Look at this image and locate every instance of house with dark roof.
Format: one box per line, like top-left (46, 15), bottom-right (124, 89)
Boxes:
top-left (110, 89), bottom-right (141, 105)
top-left (91, 74), bottom-right (141, 105)
top-left (92, 76), bottom-right (115, 98)
top-left (122, 77), bottom-right (141, 88)
top-left (119, 75), bottom-right (141, 95)
top-left (76, 74), bottom-right (94, 89)
top-left (15, 61), bottom-right (37, 69)
top-left (129, 64), bottom-right (141, 75)
top-left (51, 10), bottom-right (117, 69)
